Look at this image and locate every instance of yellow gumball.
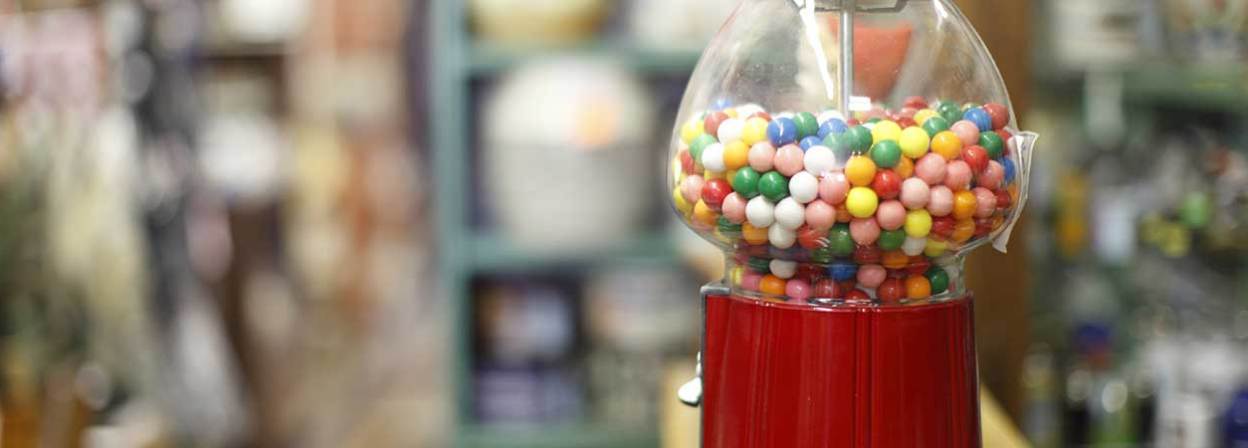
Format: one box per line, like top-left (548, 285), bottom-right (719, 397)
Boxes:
top-left (930, 131), bottom-right (963, 160)
top-left (899, 126), bottom-right (931, 159)
top-left (725, 108), bottom-right (739, 118)
top-left (952, 219), bottom-right (975, 243)
top-left (681, 117), bottom-right (705, 143)
top-left (693, 200), bottom-right (717, 226)
top-left (724, 140), bottom-right (749, 170)
top-left (742, 223), bottom-right (770, 245)
top-left (904, 209), bottom-right (933, 237)
top-left (845, 155), bottom-right (877, 187)
top-left (673, 188), bottom-right (693, 214)
top-left (705, 170), bottom-right (726, 181)
top-left (730, 266), bottom-right (745, 286)
top-left (914, 109), bottom-right (938, 125)
top-left (924, 238), bottom-right (948, 257)
top-left (871, 120), bottom-right (902, 143)
top-left (742, 117), bottom-right (770, 145)
top-left (846, 187), bottom-right (879, 218)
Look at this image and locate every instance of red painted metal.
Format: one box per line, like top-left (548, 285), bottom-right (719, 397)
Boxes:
top-left (701, 294), bottom-right (980, 447)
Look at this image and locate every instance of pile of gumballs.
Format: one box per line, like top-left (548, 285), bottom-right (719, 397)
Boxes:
top-left (670, 97), bottom-right (1021, 303)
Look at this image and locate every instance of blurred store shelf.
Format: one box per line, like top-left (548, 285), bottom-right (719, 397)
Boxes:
top-left (467, 42), bottom-right (702, 75)
top-left (458, 425), bottom-right (658, 448)
top-left (466, 232), bottom-right (678, 272)
top-left (1120, 62), bottom-right (1248, 112)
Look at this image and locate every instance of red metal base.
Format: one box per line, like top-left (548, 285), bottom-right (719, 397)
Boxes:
top-left (702, 294), bottom-right (980, 448)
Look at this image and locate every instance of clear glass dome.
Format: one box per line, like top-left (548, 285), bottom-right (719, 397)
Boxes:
top-left (668, 0), bottom-right (1035, 304)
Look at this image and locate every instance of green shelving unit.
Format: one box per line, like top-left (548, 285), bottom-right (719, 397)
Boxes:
top-left (428, 1), bottom-right (700, 446)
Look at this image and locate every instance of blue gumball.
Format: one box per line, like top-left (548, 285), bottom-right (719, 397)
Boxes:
top-left (963, 108), bottom-right (992, 132)
top-left (1001, 158), bottom-right (1016, 183)
top-left (818, 118), bottom-right (848, 138)
top-left (799, 136), bottom-right (824, 151)
top-left (767, 117), bottom-right (799, 146)
top-left (828, 261), bottom-right (858, 282)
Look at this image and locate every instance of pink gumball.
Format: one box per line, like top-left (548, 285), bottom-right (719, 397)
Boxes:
top-left (748, 142), bottom-right (776, 172)
top-left (951, 120), bottom-right (981, 147)
top-left (741, 272), bottom-right (763, 291)
top-left (875, 200), bottom-right (907, 230)
top-left (805, 200), bottom-right (836, 230)
top-left (681, 174), bottom-right (705, 204)
top-left (722, 192), bottom-right (748, 224)
top-left (774, 144), bottom-right (806, 176)
top-left (819, 172), bottom-right (850, 205)
top-left (945, 160), bottom-right (972, 191)
top-left (973, 187), bottom-right (997, 218)
top-left (928, 185), bottom-right (954, 217)
top-left (850, 218), bottom-right (881, 245)
top-left (857, 264), bottom-right (887, 289)
top-left (900, 177), bottom-right (931, 210)
top-left (915, 153), bottom-right (947, 185)
top-left (785, 279), bottom-right (812, 301)
top-left (978, 160), bottom-right (1004, 190)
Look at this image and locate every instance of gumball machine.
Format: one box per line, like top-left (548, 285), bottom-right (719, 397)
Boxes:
top-left (667, 1), bottom-right (1037, 447)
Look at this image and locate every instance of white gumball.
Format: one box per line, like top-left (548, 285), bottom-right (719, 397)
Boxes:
top-left (701, 143), bottom-right (726, 173)
top-left (768, 224), bottom-right (796, 249)
top-left (774, 197), bottom-right (806, 230)
top-left (803, 146), bottom-right (836, 175)
top-left (716, 118), bottom-right (744, 144)
top-left (770, 260), bottom-right (797, 279)
top-left (789, 171), bottom-right (819, 203)
top-left (746, 196), bottom-right (775, 227)
top-left (902, 236), bottom-right (926, 256)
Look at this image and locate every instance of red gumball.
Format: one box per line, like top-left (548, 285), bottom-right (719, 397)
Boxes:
top-left (931, 216), bottom-right (956, 238)
top-left (896, 117), bottom-right (917, 128)
top-left (704, 111), bottom-right (730, 136)
top-left (904, 96), bottom-right (929, 109)
top-left (983, 103), bottom-right (1010, 130)
top-left (854, 245), bottom-right (881, 264)
top-left (871, 170), bottom-right (902, 200)
top-left (961, 145), bottom-right (989, 174)
top-left (906, 258), bottom-right (931, 276)
top-left (702, 179), bottom-right (732, 209)
top-left (797, 263), bottom-right (823, 280)
top-left (886, 268), bottom-right (908, 279)
top-left (797, 225), bottom-right (829, 249)
top-left (877, 278), bottom-right (905, 302)
top-left (995, 189), bottom-right (1012, 209)
top-left (974, 218), bottom-right (994, 236)
top-left (846, 118), bottom-right (861, 126)
top-left (680, 150), bottom-right (696, 174)
top-left (845, 288), bottom-right (871, 302)
top-left (814, 279), bottom-right (839, 298)
top-left (996, 129), bottom-right (1013, 156)
top-left (749, 111), bottom-right (773, 122)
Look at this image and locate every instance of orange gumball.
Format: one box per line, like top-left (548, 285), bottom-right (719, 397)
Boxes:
top-left (742, 223), bottom-right (770, 245)
top-left (952, 219), bottom-right (975, 243)
top-left (882, 250), bottom-right (910, 269)
top-left (905, 275), bottom-right (932, 299)
top-left (931, 131), bottom-right (963, 160)
top-left (845, 155), bottom-right (877, 187)
top-left (953, 190), bottom-right (977, 220)
top-left (760, 275), bottom-right (788, 296)
top-left (895, 155), bottom-right (914, 179)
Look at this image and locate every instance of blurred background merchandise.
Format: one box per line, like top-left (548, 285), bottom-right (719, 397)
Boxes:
top-left (2, 0), bottom-right (1248, 447)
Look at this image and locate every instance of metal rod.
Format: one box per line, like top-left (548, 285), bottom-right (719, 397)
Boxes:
top-left (839, 0), bottom-right (856, 115)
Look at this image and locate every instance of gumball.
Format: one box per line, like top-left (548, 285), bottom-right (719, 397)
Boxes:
top-left (950, 120), bottom-right (980, 147)
top-left (822, 133), bottom-right (852, 163)
top-left (905, 209), bottom-right (933, 237)
top-left (774, 144), bottom-right (805, 176)
top-left (870, 140), bottom-right (902, 168)
top-left (767, 117), bottom-right (799, 146)
top-left (953, 190), bottom-right (977, 220)
top-left (845, 126), bottom-right (873, 153)
top-left (995, 129), bottom-right (1012, 152)
top-left (951, 218), bottom-right (975, 243)
top-left (770, 259), bottom-right (798, 279)
top-left (689, 133), bottom-right (717, 163)
top-left (845, 155), bottom-right (877, 186)
top-left (769, 224), bottom-right (797, 249)
top-left (924, 238), bottom-right (948, 257)
top-left (679, 150), bottom-right (696, 174)
top-left (901, 236), bottom-right (926, 256)
top-left (788, 171), bottom-right (820, 204)
top-left (759, 171), bottom-right (789, 202)
top-left (914, 109), bottom-right (938, 126)
top-left (723, 141), bottom-right (750, 170)
top-left (797, 225), bottom-right (828, 249)
top-left (717, 216), bottom-right (743, 235)
top-left (915, 153), bottom-right (947, 185)
top-left (931, 215), bottom-right (955, 238)
top-left (904, 96), bottom-right (928, 109)
top-left (760, 275), bottom-right (788, 296)
top-left (936, 101), bottom-right (962, 123)
top-left (878, 278), bottom-right (905, 302)
top-left (925, 266), bottom-right (950, 294)
top-left (928, 186), bottom-right (954, 216)
top-left (871, 170), bottom-right (902, 200)
top-left (829, 261), bottom-right (858, 282)
top-left (844, 288), bottom-right (870, 302)
top-left (979, 132), bottom-right (1004, 159)
top-left (775, 198), bottom-right (806, 230)
top-left (897, 117), bottom-right (917, 128)
top-left (672, 187), bottom-right (693, 214)
top-left (819, 172), bottom-right (850, 204)
top-left (741, 272), bottom-right (763, 291)
top-left (717, 117), bottom-right (745, 143)
top-left (818, 117), bottom-right (848, 138)
top-left (963, 107), bottom-right (992, 132)
top-left (995, 189), bottom-right (1012, 209)
top-left (857, 264), bottom-right (887, 289)
top-left (978, 160), bottom-right (1004, 190)
top-left (742, 117), bottom-right (770, 145)
top-left (882, 250), bottom-right (909, 270)
top-left (800, 135), bottom-right (824, 151)
top-left (850, 218), bottom-right (881, 245)
top-left (750, 111), bottom-right (773, 121)
top-left (681, 174), bottom-right (706, 204)
top-left (973, 187), bottom-right (997, 218)
top-left (785, 279), bottom-right (812, 301)
top-left (835, 203), bottom-right (853, 223)
top-left (1001, 158), bottom-right (1016, 183)
top-left (878, 229), bottom-right (906, 251)
top-left (845, 187), bottom-right (879, 218)
top-left (792, 112), bottom-right (819, 138)
top-left (853, 245), bottom-right (882, 265)
top-left (693, 200), bottom-right (717, 227)
top-left (982, 103), bottom-right (1009, 129)
top-left (974, 217), bottom-right (994, 236)
top-left (736, 103), bottom-right (764, 117)
top-left (921, 115), bottom-right (950, 137)
top-left (813, 278), bottom-right (839, 298)
top-left (746, 196), bottom-right (776, 227)
top-left (900, 178), bottom-right (930, 210)
top-left (895, 155), bottom-right (914, 179)
top-left (875, 200), bottom-right (907, 230)
top-left (742, 223), bottom-right (769, 245)
top-left (828, 224), bottom-right (856, 256)
top-left (899, 127), bottom-right (930, 159)
top-left (748, 142), bottom-right (777, 172)
top-left (871, 120), bottom-right (902, 143)
top-left (945, 160), bottom-right (972, 190)
top-left (930, 131), bottom-right (963, 160)
top-left (905, 276), bottom-right (932, 299)
top-left (906, 258), bottom-right (932, 276)
top-left (797, 263), bottom-right (823, 279)
top-left (722, 193), bottom-right (748, 223)
top-left (681, 117), bottom-right (706, 143)
top-left (803, 146), bottom-right (837, 175)
top-left (732, 167), bottom-right (759, 197)
top-left (702, 178), bottom-right (732, 209)
top-left (805, 200), bottom-right (836, 230)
